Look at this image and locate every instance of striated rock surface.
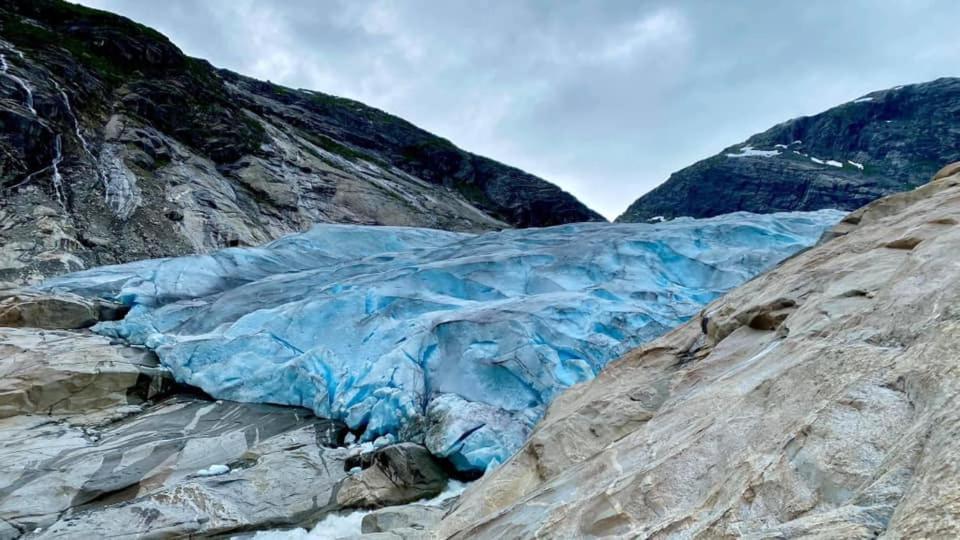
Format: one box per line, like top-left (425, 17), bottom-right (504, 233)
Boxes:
top-left (0, 326), bottom-right (169, 418)
top-left (0, 312), bottom-right (363, 538)
top-left (438, 164), bottom-right (960, 538)
top-left (618, 78), bottom-right (960, 222)
top-left (362, 504), bottom-right (448, 536)
top-left (0, 292), bottom-right (458, 539)
top-left (32, 421), bottom-right (351, 539)
top-left (0, 0), bottom-right (602, 284)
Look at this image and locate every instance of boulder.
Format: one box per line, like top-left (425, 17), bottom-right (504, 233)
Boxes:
top-left (334, 443), bottom-right (448, 509)
top-left (362, 504), bottom-right (446, 534)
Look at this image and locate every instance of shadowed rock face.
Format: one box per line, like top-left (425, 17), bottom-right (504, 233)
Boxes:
top-left (437, 164), bottom-right (960, 538)
top-left (0, 0), bottom-right (602, 284)
top-left (618, 78), bottom-right (960, 223)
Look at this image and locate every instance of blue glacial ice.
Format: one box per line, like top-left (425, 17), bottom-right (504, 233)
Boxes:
top-left (40, 210), bottom-right (844, 473)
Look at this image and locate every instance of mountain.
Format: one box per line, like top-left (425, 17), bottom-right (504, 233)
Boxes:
top-left (436, 163), bottom-right (960, 538)
top-left (0, 0), bottom-right (603, 283)
top-left (617, 78), bottom-right (960, 222)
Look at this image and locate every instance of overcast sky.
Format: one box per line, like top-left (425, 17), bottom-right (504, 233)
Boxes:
top-left (80, 0), bottom-right (960, 219)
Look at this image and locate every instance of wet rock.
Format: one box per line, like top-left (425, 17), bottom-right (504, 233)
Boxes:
top-left (334, 443), bottom-right (448, 509)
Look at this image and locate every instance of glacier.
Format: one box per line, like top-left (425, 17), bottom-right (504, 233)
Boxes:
top-left (40, 210), bottom-right (844, 474)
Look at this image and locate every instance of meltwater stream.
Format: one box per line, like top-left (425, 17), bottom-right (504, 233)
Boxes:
top-left (0, 51), bottom-right (35, 115)
top-left (41, 210), bottom-right (844, 473)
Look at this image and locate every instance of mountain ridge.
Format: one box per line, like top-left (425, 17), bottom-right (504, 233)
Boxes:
top-left (618, 77), bottom-right (960, 222)
top-left (0, 0), bottom-right (603, 283)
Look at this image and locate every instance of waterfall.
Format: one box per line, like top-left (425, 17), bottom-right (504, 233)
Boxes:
top-left (0, 52), bottom-right (36, 115)
top-left (0, 48), bottom-right (68, 209)
top-left (51, 134), bottom-right (65, 209)
top-left (55, 82), bottom-right (95, 160)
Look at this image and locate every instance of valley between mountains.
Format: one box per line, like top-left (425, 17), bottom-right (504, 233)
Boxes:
top-left (1, 1), bottom-right (959, 539)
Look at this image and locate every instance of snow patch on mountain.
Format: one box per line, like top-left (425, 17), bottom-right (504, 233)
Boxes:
top-left (726, 145), bottom-right (781, 158)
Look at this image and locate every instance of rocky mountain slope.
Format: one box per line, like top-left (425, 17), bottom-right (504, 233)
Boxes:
top-left (618, 78), bottom-right (960, 222)
top-left (0, 0), bottom-right (602, 283)
top-left (437, 163), bottom-right (960, 538)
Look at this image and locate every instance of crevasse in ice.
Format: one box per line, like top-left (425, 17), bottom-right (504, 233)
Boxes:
top-left (40, 210), bottom-right (844, 473)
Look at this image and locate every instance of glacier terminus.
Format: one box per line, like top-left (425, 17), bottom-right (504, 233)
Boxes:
top-left (41, 210), bottom-right (844, 474)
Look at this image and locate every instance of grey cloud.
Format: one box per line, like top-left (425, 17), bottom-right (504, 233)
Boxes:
top-left (80, 0), bottom-right (960, 219)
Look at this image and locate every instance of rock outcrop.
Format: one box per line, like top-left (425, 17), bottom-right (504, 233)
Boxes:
top-left (0, 285), bottom-right (126, 329)
top-left (32, 420), bottom-right (351, 539)
top-left (0, 0), bottom-right (602, 284)
top-left (0, 321), bottom-right (360, 538)
top-left (437, 163), bottom-right (960, 538)
top-left (0, 326), bottom-right (170, 418)
top-left (618, 78), bottom-right (960, 222)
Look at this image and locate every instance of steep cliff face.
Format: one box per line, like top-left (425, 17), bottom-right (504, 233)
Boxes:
top-left (438, 163), bottom-right (960, 538)
top-left (618, 78), bottom-right (960, 222)
top-left (0, 0), bottom-right (603, 283)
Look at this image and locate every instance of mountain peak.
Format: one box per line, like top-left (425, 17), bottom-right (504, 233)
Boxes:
top-left (617, 77), bottom-right (960, 223)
